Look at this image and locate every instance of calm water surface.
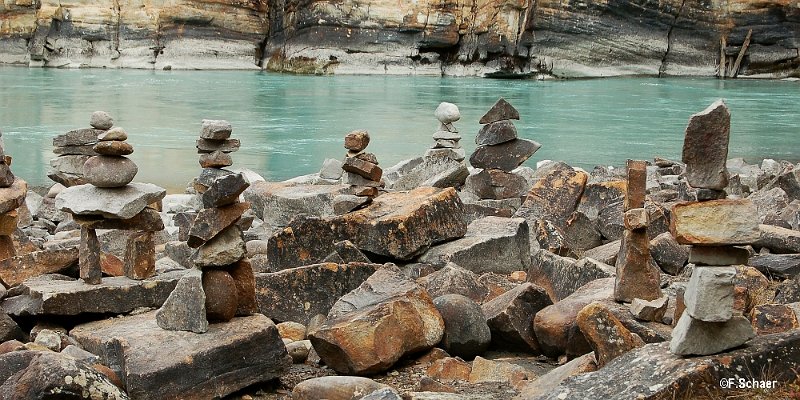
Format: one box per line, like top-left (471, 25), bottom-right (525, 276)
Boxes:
top-left (1, 67), bottom-right (799, 191)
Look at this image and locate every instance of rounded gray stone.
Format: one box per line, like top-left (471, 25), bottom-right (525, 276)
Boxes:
top-left (434, 102), bottom-right (461, 124)
top-left (90, 111), bottom-right (114, 130)
top-left (83, 155), bottom-right (138, 187)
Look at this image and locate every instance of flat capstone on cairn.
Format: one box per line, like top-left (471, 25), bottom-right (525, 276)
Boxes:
top-left (427, 102), bottom-right (465, 162)
top-left (156, 120), bottom-right (257, 333)
top-left (55, 112), bottom-right (166, 285)
top-left (467, 98), bottom-right (542, 200)
top-left (614, 159), bottom-right (663, 304)
top-left (669, 99), bottom-right (756, 356)
top-left (0, 129), bottom-right (29, 260)
top-left (334, 130), bottom-right (384, 214)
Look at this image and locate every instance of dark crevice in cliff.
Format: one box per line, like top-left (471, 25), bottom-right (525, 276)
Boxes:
top-left (659, 0), bottom-right (687, 78)
top-left (111, 0), bottom-right (121, 60)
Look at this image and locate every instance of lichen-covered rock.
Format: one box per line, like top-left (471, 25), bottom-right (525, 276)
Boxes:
top-left (670, 199), bottom-right (760, 245)
top-left (255, 262), bottom-right (381, 325)
top-left (534, 330), bottom-right (800, 400)
top-left (576, 301), bottom-right (645, 368)
top-left (0, 351), bottom-right (128, 399)
top-left (528, 250), bottom-right (614, 303)
top-left (682, 100), bottom-right (730, 190)
top-left (515, 163), bottom-right (588, 229)
top-left (266, 216), bottom-right (337, 271)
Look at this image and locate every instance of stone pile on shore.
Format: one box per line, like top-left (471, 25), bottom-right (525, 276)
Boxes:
top-left (47, 111), bottom-right (112, 187)
top-left (1, 101), bottom-right (800, 399)
top-left (55, 112), bottom-right (165, 284)
top-left (157, 119), bottom-right (257, 332)
top-left (428, 102), bottom-right (466, 162)
top-left (0, 131), bottom-right (27, 260)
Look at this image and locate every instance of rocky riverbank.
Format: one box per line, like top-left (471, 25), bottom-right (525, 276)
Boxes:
top-left (2, 0), bottom-right (800, 78)
top-left (1, 99), bottom-right (800, 399)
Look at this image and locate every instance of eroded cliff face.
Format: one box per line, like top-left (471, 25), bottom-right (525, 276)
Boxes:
top-left (1, 0), bottom-right (799, 77)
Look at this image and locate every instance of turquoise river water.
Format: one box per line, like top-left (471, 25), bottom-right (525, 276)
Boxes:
top-left (1, 67), bottom-right (799, 191)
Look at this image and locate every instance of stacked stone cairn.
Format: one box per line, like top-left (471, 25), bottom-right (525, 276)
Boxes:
top-left (341, 129), bottom-right (383, 198)
top-left (55, 111), bottom-right (166, 284)
top-left (427, 102), bottom-right (465, 162)
top-left (48, 111), bottom-right (111, 187)
top-left (614, 159), bottom-right (663, 303)
top-left (467, 98), bottom-right (542, 199)
top-left (193, 119), bottom-right (241, 192)
top-left (156, 120), bottom-right (257, 333)
top-left (0, 130), bottom-right (28, 260)
top-left (669, 99), bottom-right (756, 356)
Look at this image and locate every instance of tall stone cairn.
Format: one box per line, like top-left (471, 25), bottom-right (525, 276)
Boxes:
top-left (0, 130), bottom-right (29, 261)
top-left (156, 120), bottom-right (257, 333)
top-left (669, 99), bottom-right (756, 356)
top-left (341, 130), bottom-right (383, 199)
top-left (426, 102), bottom-right (465, 162)
top-left (55, 112), bottom-right (166, 285)
top-left (467, 98), bottom-right (541, 200)
top-left (614, 159), bottom-right (662, 302)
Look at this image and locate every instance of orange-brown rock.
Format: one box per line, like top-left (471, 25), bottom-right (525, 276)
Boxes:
top-left (330, 187), bottom-right (467, 260)
top-left (230, 258), bottom-right (258, 316)
top-left (426, 357), bottom-right (472, 382)
top-left (670, 199), bottom-right (760, 245)
top-left (0, 247), bottom-right (79, 287)
top-left (576, 302), bottom-right (645, 368)
top-left (123, 231), bottom-right (155, 280)
top-left (515, 162), bottom-right (588, 228)
top-left (750, 304), bottom-right (799, 335)
top-left (203, 269), bottom-right (238, 322)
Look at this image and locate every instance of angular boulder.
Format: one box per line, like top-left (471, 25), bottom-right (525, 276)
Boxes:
top-left (417, 216), bottom-right (529, 274)
top-left (242, 181), bottom-right (348, 227)
top-left (331, 187), bottom-right (467, 260)
top-left (255, 262), bottom-right (381, 325)
top-left (416, 263), bottom-right (488, 303)
top-left (754, 224), bottom-right (800, 254)
top-left (533, 278), bottom-right (614, 357)
top-left (266, 216), bottom-right (337, 271)
top-left (71, 312), bottom-right (291, 400)
top-left (310, 267), bottom-right (445, 374)
top-left (534, 330), bottom-right (800, 400)
top-left (514, 163), bottom-right (588, 228)
top-left (576, 301), bottom-right (645, 367)
top-left (482, 282), bottom-right (552, 353)
top-left (469, 139), bottom-right (541, 171)
top-left (528, 250), bottom-right (614, 303)
top-left (1, 271), bottom-right (184, 316)
top-left (433, 294), bottom-right (491, 359)
top-left (0, 247), bottom-right (78, 287)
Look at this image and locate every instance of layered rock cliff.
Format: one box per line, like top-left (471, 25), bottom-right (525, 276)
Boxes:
top-left (1, 0), bottom-right (798, 77)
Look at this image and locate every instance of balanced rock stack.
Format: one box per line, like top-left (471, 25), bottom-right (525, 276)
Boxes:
top-left (156, 120), bottom-right (256, 333)
top-left (341, 130), bottom-right (382, 199)
top-left (0, 130), bottom-right (28, 260)
top-left (669, 99), bottom-right (756, 356)
top-left (194, 119), bottom-right (241, 193)
top-left (55, 112), bottom-right (166, 284)
top-left (467, 98), bottom-right (541, 199)
top-left (47, 111), bottom-right (113, 186)
top-left (614, 159), bottom-right (663, 302)
top-left (426, 102), bottom-right (465, 162)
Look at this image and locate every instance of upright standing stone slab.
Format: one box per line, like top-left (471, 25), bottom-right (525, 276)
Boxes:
top-left (624, 160), bottom-right (647, 211)
top-left (156, 269), bottom-right (208, 333)
top-left (682, 99), bottom-right (731, 190)
top-left (79, 228), bottom-right (102, 284)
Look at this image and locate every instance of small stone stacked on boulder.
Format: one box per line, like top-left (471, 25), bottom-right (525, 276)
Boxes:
top-left (55, 112), bottom-right (166, 284)
top-left (669, 99), bottom-right (756, 356)
top-left (335, 130), bottom-right (383, 214)
top-left (47, 111), bottom-right (111, 186)
top-left (156, 120), bottom-right (256, 333)
top-left (194, 119), bottom-right (240, 193)
top-left (0, 130), bottom-right (28, 260)
top-left (466, 98), bottom-right (541, 200)
top-left (427, 102), bottom-right (465, 162)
